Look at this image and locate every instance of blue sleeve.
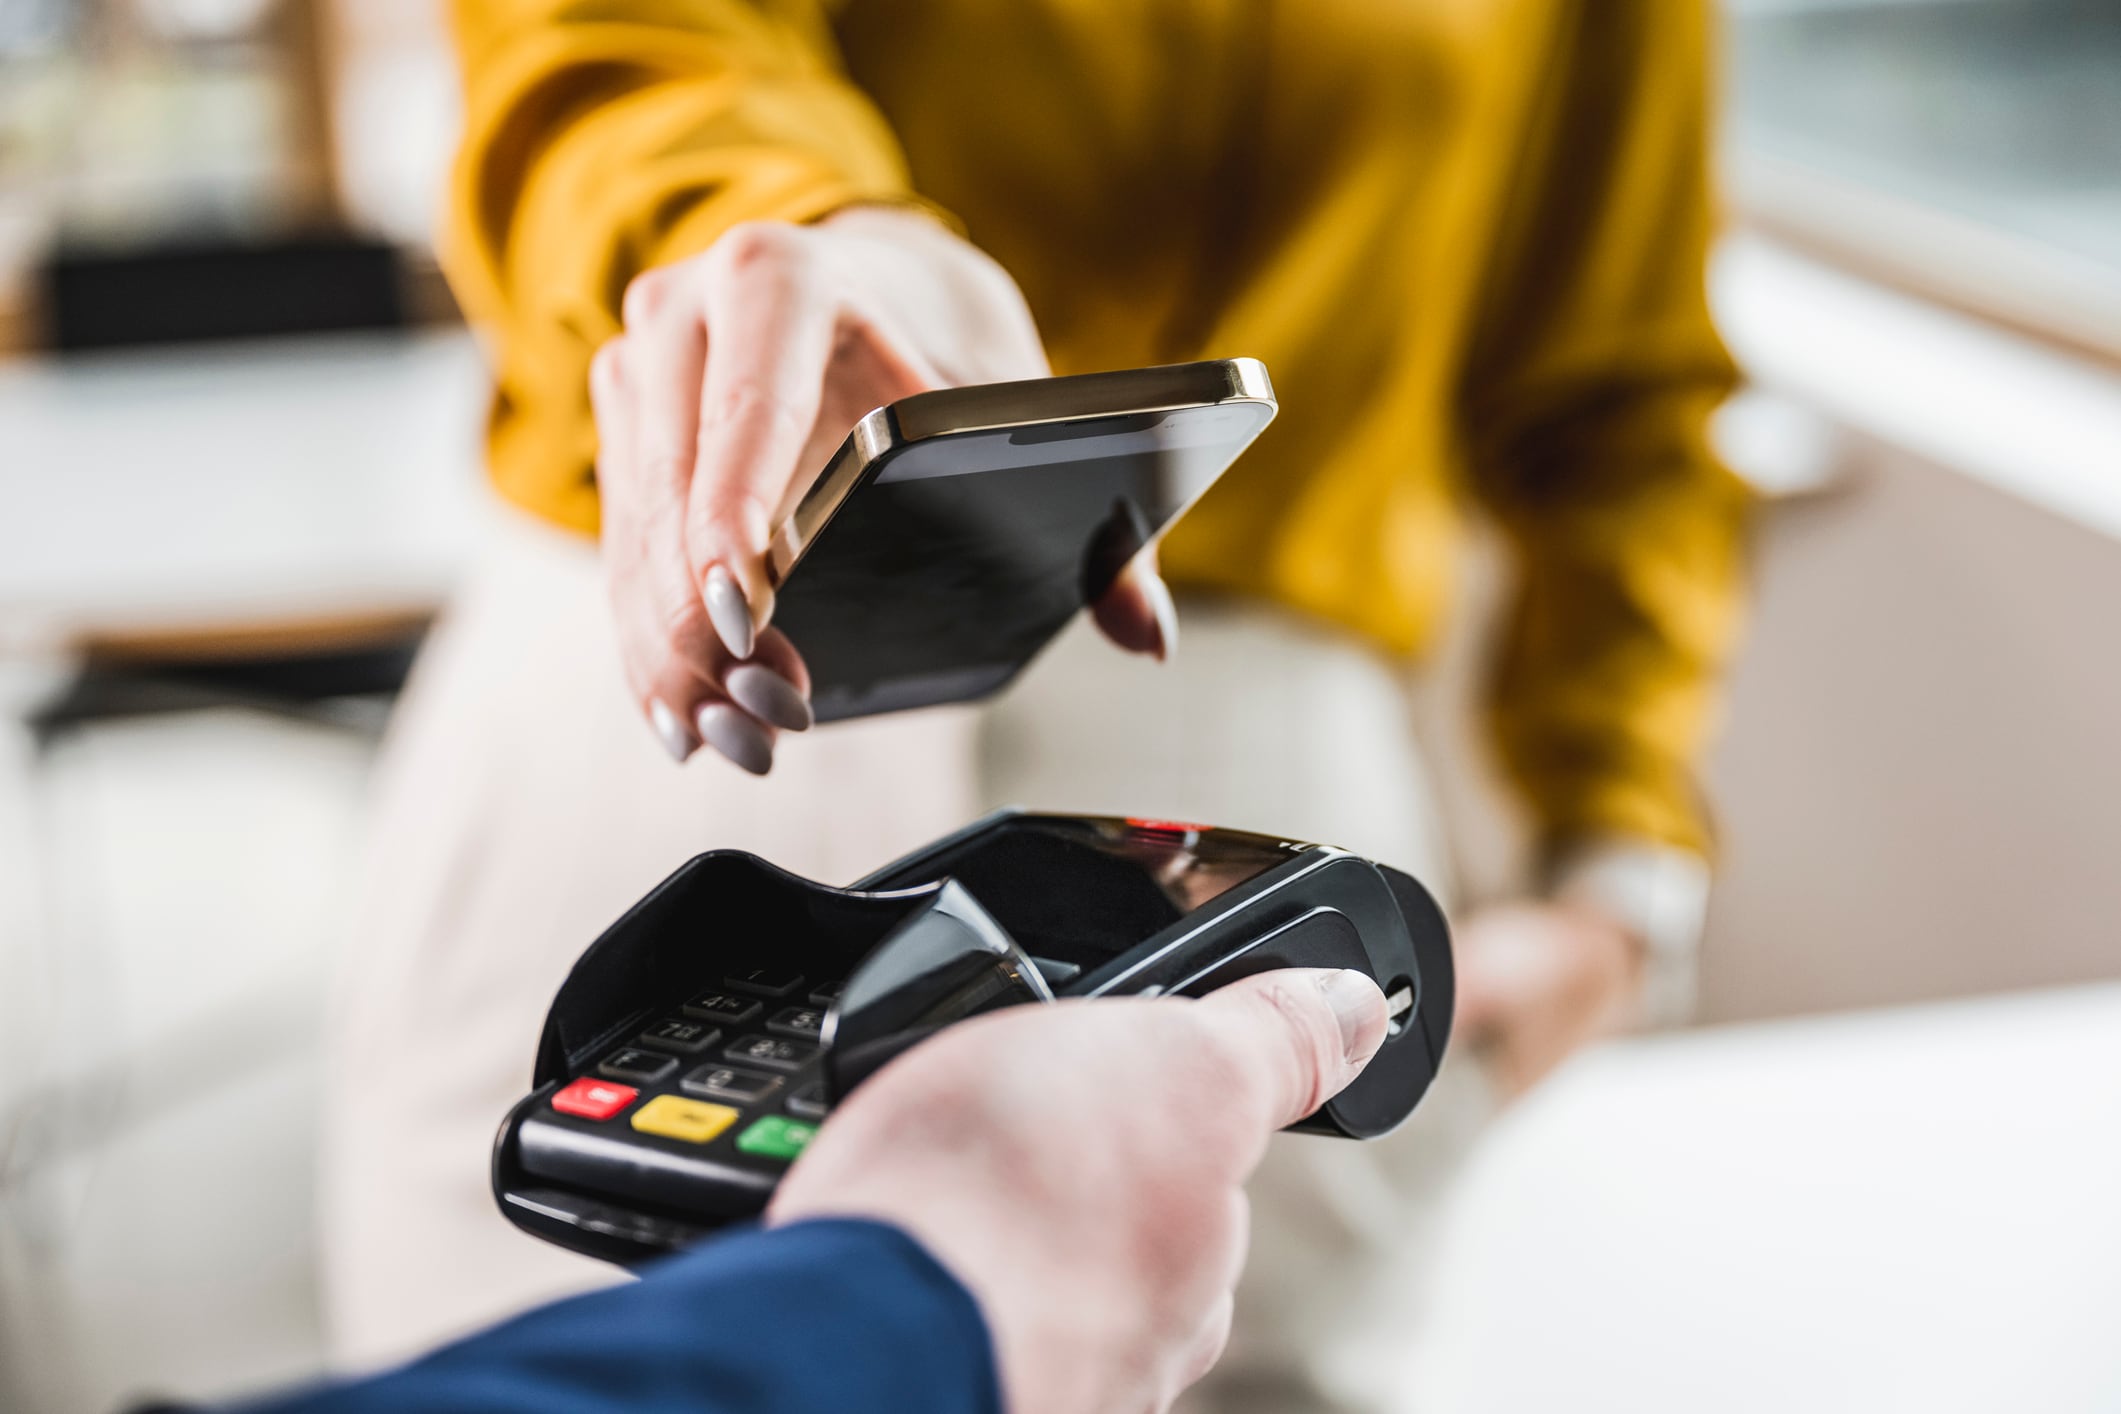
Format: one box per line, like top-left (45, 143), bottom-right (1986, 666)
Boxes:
top-left (235, 1219), bottom-right (1001, 1414)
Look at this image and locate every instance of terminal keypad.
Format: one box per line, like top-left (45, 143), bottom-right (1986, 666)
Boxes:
top-left (549, 986), bottom-right (838, 1170)
top-left (637, 1017), bottom-right (722, 1054)
top-left (683, 1064), bottom-right (782, 1104)
top-left (682, 991), bottom-right (762, 1026)
top-left (725, 1034), bottom-right (819, 1071)
top-left (765, 1007), bottom-right (824, 1040)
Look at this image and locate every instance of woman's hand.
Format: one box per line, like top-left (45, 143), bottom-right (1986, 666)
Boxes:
top-left (591, 205), bottom-right (1177, 772)
top-left (1452, 900), bottom-right (1644, 1100)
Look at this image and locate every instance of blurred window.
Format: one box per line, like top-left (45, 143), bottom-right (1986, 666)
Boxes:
top-left (0, 0), bottom-right (350, 350)
top-left (0, 0), bottom-right (326, 243)
top-left (1725, 0), bottom-right (2121, 357)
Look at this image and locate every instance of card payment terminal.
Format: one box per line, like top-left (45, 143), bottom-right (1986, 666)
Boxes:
top-left (492, 811), bottom-right (1453, 1265)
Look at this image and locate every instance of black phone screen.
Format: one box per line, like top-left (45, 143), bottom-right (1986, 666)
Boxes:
top-left (773, 401), bottom-right (1274, 721)
top-left (885, 817), bottom-right (1300, 970)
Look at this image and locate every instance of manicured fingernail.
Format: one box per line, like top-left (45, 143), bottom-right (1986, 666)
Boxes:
top-left (726, 664), bottom-right (813, 732)
top-left (1142, 572), bottom-right (1179, 662)
top-left (696, 702), bottom-right (773, 775)
top-left (1317, 970), bottom-right (1387, 1066)
top-left (703, 564), bottom-right (756, 660)
top-left (648, 697), bottom-right (694, 763)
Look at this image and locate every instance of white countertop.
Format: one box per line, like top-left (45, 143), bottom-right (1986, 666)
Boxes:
top-left (0, 328), bottom-right (488, 652)
top-left (1416, 982), bottom-right (2121, 1413)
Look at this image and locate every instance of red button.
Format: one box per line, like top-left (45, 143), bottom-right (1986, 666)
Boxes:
top-left (1126, 817), bottom-right (1208, 835)
top-left (552, 1078), bottom-right (638, 1120)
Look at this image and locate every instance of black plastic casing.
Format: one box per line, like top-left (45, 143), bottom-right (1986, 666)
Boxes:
top-left (492, 811), bottom-right (1453, 1265)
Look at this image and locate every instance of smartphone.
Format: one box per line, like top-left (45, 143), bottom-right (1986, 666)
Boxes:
top-left (765, 358), bottom-right (1277, 721)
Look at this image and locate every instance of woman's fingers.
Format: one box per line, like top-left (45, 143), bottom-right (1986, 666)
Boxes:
top-left (622, 299), bottom-right (758, 758)
top-left (1091, 549), bottom-right (1180, 661)
top-left (724, 628), bottom-right (814, 733)
top-left (607, 255), bottom-right (832, 769)
top-left (592, 213), bottom-right (1067, 772)
top-left (624, 270), bottom-right (711, 526)
top-left (612, 507), bottom-right (727, 763)
top-left (624, 261), bottom-right (755, 691)
top-left (683, 224), bottom-right (841, 659)
top-left (599, 318), bottom-right (791, 769)
top-left (593, 337), bottom-right (695, 760)
top-left (691, 633), bottom-right (813, 774)
top-left (634, 575), bottom-right (812, 772)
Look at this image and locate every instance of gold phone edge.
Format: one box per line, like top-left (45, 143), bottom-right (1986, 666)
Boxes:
top-left (765, 359), bottom-right (1277, 587)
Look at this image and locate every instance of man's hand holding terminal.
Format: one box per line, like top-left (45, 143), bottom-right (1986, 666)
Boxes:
top-left (772, 968), bottom-right (1391, 1414)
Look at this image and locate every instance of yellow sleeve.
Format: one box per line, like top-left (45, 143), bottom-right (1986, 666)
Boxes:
top-left (445, 0), bottom-right (924, 534)
top-left (1457, 0), bottom-right (1754, 859)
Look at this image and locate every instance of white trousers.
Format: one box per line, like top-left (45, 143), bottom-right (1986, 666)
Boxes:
top-left (321, 510), bottom-right (1494, 1410)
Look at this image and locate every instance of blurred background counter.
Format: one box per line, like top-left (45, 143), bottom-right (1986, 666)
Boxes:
top-left (1, 1), bottom-right (2118, 1411)
top-left (0, 329), bottom-right (480, 661)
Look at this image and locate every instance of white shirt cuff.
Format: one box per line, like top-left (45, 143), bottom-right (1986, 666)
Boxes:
top-left (1546, 839), bottom-right (1712, 1028)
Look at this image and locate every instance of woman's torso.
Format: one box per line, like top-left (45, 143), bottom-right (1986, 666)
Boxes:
top-left (833, 0), bottom-right (1572, 650)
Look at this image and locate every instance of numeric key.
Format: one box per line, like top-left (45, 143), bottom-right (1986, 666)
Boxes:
top-left (724, 1034), bottom-right (820, 1072)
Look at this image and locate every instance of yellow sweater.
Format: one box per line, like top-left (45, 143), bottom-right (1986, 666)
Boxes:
top-left (445, 0), bottom-right (1752, 855)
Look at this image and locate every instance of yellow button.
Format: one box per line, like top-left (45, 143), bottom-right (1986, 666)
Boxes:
top-left (630, 1094), bottom-right (740, 1144)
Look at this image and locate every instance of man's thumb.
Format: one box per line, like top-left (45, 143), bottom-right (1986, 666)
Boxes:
top-left (1195, 969), bottom-right (1389, 1131)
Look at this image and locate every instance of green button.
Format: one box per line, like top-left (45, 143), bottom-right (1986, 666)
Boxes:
top-left (736, 1115), bottom-right (817, 1160)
